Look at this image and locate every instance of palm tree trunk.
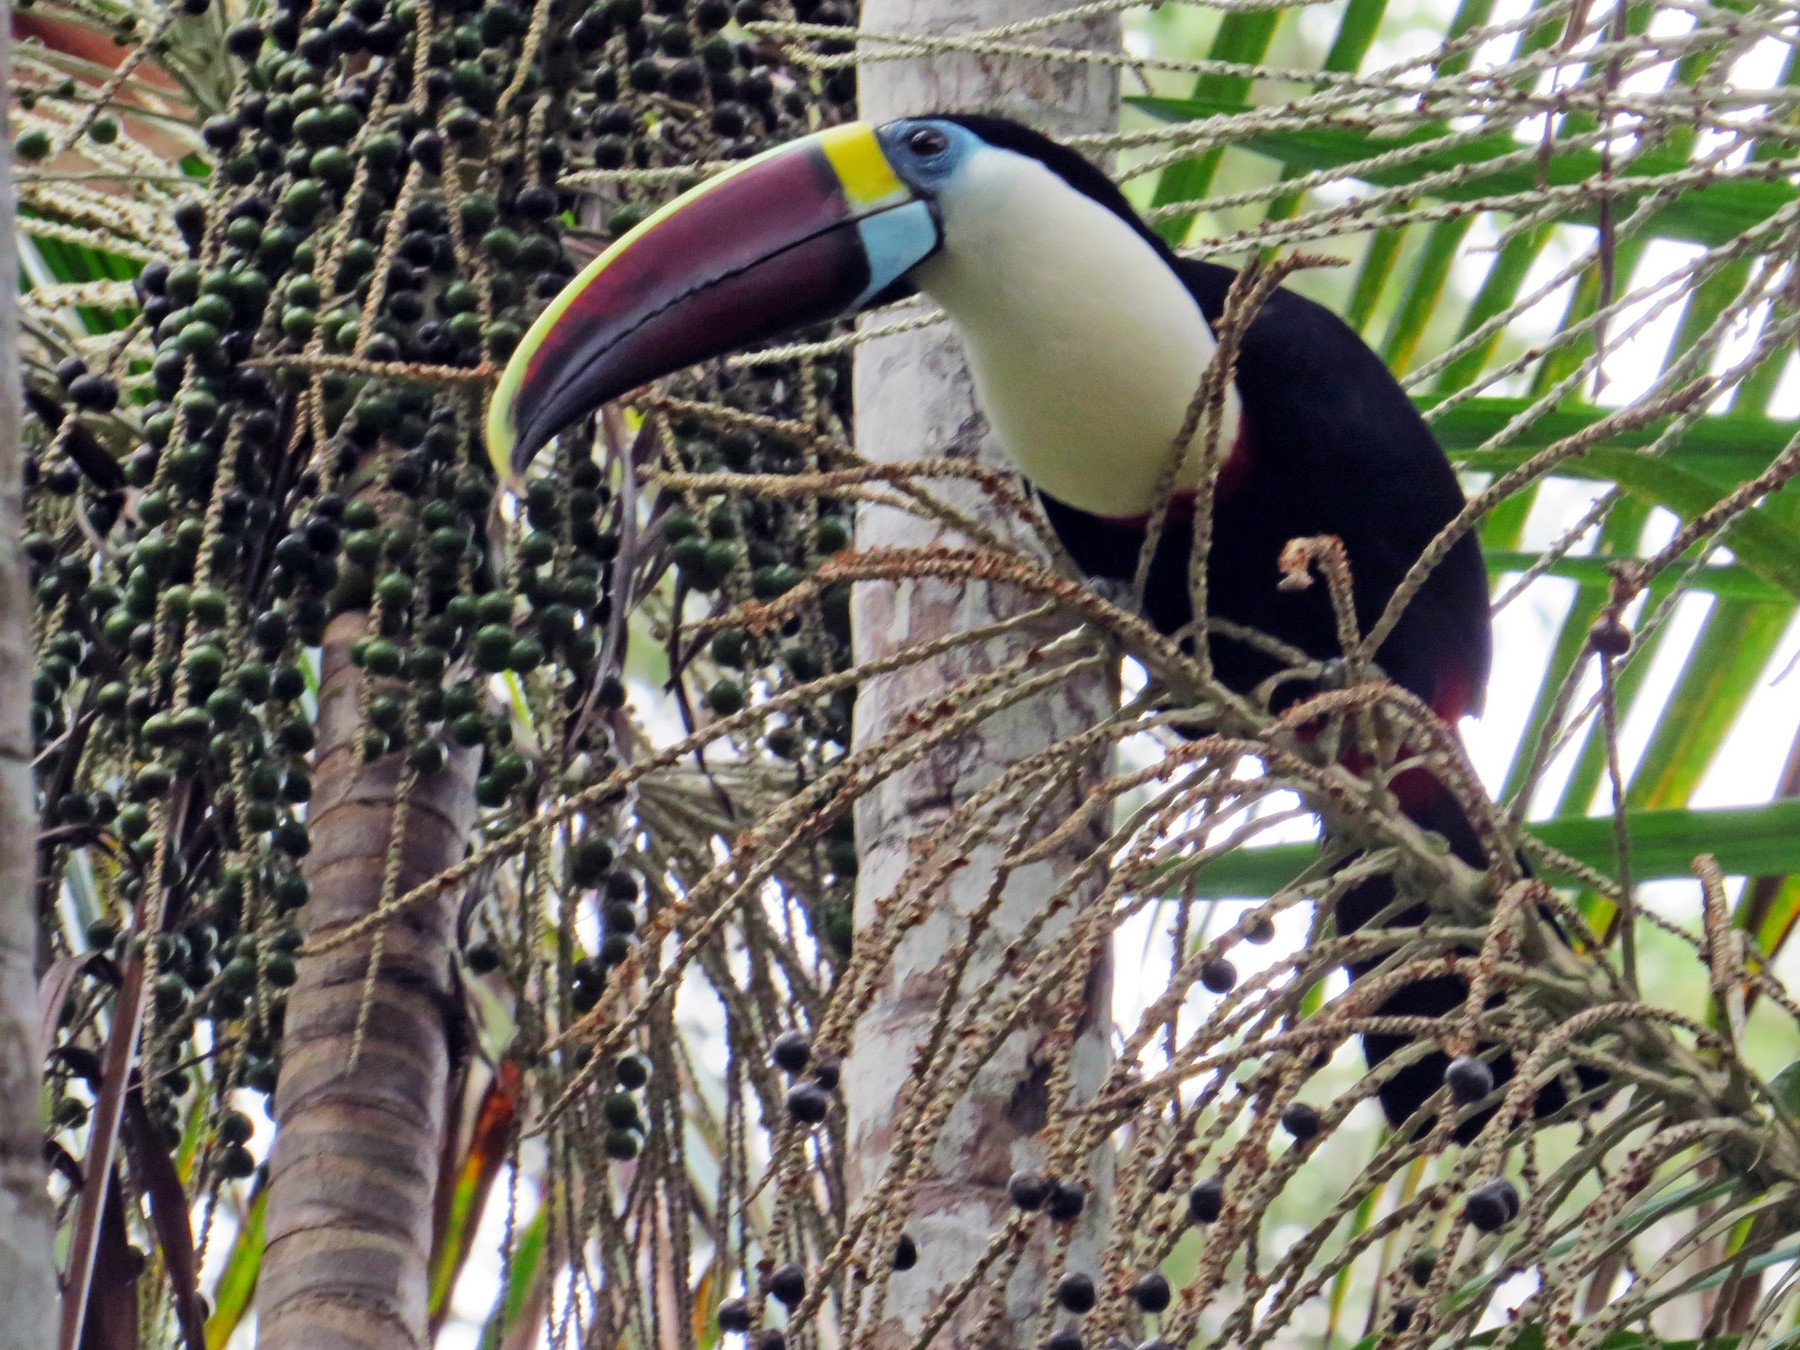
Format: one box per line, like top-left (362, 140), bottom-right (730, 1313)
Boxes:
top-left (842, 13), bottom-right (1121, 1347)
top-left (0, 2), bottom-right (58, 1346)
top-left (0, 8), bottom-right (58, 1343)
top-left (258, 612), bottom-right (477, 1350)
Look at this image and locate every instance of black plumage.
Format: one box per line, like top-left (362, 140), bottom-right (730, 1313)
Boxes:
top-left (948, 115), bottom-right (1573, 1136)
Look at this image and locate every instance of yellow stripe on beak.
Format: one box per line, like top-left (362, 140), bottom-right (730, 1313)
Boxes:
top-left (815, 122), bottom-right (908, 210)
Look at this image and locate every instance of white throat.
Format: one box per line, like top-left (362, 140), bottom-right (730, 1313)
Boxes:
top-left (911, 149), bottom-right (1241, 520)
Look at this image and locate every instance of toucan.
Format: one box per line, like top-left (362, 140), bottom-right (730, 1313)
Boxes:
top-left (488, 114), bottom-right (1572, 1135)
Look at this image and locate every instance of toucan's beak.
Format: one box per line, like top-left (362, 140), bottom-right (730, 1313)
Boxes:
top-left (486, 121), bottom-right (940, 481)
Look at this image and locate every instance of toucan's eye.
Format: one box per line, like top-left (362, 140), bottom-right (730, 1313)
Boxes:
top-left (905, 126), bottom-right (950, 157)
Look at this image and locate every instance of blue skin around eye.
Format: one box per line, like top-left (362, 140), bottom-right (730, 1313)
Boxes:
top-left (875, 119), bottom-right (980, 195)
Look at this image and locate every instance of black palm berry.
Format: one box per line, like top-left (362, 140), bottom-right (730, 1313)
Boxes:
top-left (1462, 1178), bottom-right (1520, 1233)
top-left (1199, 956), bottom-right (1236, 994)
top-left (593, 102), bottom-right (634, 135)
top-left (1444, 1054), bottom-right (1495, 1105)
top-left (784, 1082), bottom-right (828, 1124)
top-left (409, 130), bottom-right (444, 172)
top-left (1007, 1170), bottom-right (1048, 1212)
top-left (664, 58), bottom-right (705, 100)
top-left (1187, 1176), bottom-right (1224, 1224)
top-left (1045, 1180), bottom-right (1085, 1223)
top-left (767, 1263), bottom-right (805, 1308)
top-left (1280, 1102), bottom-right (1321, 1142)
top-left (893, 1233), bottom-right (917, 1271)
top-left (1589, 615), bottom-right (1632, 658)
top-left (226, 20), bottom-right (264, 57)
top-left (592, 134), bottom-right (629, 168)
top-left (201, 114), bottom-right (241, 150)
top-left (570, 13), bottom-right (608, 50)
top-left (1055, 1272), bottom-right (1095, 1314)
top-left (515, 184), bottom-right (559, 219)
top-left (711, 101), bottom-right (748, 138)
top-left (1130, 1272), bottom-right (1171, 1313)
top-left (1045, 1332), bottom-right (1083, 1350)
top-left (810, 1058), bottom-right (840, 1091)
top-left (68, 373), bottom-right (120, 412)
top-left (717, 1297), bottom-right (752, 1333)
top-left (771, 1029), bottom-right (810, 1074)
top-left (739, 67), bottom-right (773, 103)
top-left (1391, 1297), bottom-right (1419, 1332)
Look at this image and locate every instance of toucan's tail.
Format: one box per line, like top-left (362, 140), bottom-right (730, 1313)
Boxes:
top-left (1333, 775), bottom-right (1599, 1140)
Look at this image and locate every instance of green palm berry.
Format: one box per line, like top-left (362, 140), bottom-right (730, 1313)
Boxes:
top-left (488, 750), bottom-right (529, 789)
top-left (473, 624), bottom-right (514, 671)
top-left (705, 679), bottom-right (745, 716)
top-left (361, 638), bottom-right (403, 676)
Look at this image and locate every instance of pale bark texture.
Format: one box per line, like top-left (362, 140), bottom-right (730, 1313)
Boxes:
top-left (0, 7), bottom-right (58, 1344)
top-left (258, 612), bottom-right (477, 1350)
top-left (844, 17), bottom-right (1122, 1349)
